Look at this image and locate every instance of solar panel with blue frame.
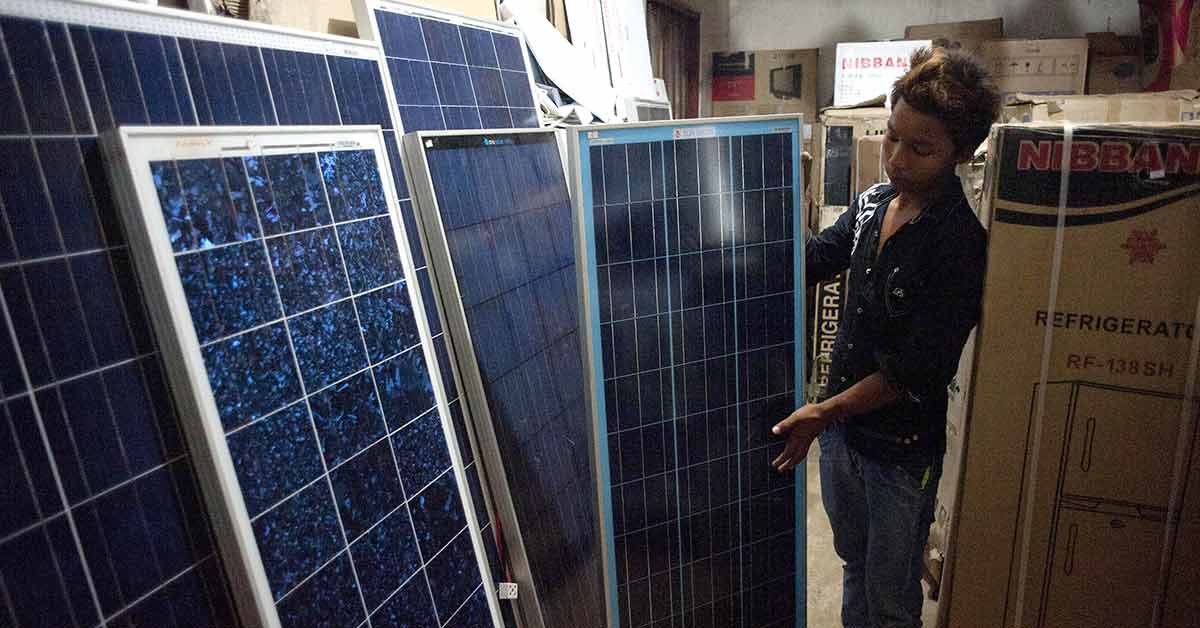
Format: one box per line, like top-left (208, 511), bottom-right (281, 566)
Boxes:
top-left (409, 130), bottom-right (609, 627)
top-left (0, 0), bottom-right (523, 625)
top-left (576, 118), bottom-right (805, 628)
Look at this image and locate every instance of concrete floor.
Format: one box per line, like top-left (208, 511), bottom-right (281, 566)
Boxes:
top-left (805, 447), bottom-right (940, 628)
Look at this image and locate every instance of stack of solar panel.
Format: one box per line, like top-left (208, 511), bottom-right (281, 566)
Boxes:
top-left (0, 1), bottom-right (807, 627)
top-left (0, 0), bottom-right (544, 626)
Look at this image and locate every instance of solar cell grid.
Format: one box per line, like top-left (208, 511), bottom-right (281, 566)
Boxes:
top-left (407, 130), bottom-right (608, 628)
top-left (360, 0), bottom-right (541, 133)
top-left (576, 119), bottom-right (805, 628)
top-left (108, 127), bottom-right (496, 627)
top-left (0, 1), bottom-right (503, 624)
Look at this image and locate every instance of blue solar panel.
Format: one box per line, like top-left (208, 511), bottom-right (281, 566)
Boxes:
top-left (114, 136), bottom-right (489, 627)
top-left (575, 120), bottom-right (805, 628)
top-left (0, 2), bottom-right (503, 625)
top-left (409, 131), bottom-right (607, 626)
top-left (363, 1), bottom-right (541, 133)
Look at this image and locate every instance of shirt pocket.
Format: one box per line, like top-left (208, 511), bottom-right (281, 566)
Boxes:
top-left (883, 265), bottom-right (923, 318)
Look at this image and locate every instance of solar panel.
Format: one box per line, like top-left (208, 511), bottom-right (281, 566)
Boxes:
top-left (356, 6), bottom-right (538, 617)
top-left (568, 116), bottom-right (807, 628)
top-left (403, 129), bottom-right (609, 628)
top-left (103, 125), bottom-right (498, 627)
top-left (0, 1), bottom-right (502, 625)
top-left (355, 0), bottom-right (542, 133)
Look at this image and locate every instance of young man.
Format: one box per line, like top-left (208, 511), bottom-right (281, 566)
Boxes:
top-left (771, 48), bottom-right (999, 627)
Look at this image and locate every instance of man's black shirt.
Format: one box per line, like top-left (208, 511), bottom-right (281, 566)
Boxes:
top-left (806, 178), bottom-right (987, 463)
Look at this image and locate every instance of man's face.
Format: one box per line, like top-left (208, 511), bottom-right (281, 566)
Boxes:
top-left (882, 97), bottom-right (962, 196)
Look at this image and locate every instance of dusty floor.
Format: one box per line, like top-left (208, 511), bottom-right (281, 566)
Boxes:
top-left (805, 446), bottom-right (940, 628)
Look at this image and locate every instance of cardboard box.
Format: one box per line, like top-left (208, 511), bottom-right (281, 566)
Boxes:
top-left (807, 207), bottom-right (849, 402)
top-left (853, 135), bottom-right (888, 196)
top-left (956, 147), bottom-right (989, 215)
top-left (811, 103), bottom-right (889, 216)
top-left (945, 122), bottom-right (1200, 628)
top-left (1087, 32), bottom-right (1143, 94)
top-left (979, 38), bottom-right (1089, 105)
top-left (926, 150), bottom-right (991, 610)
top-left (1001, 90), bottom-right (1200, 124)
top-left (711, 49), bottom-right (819, 124)
top-left (833, 40), bottom-right (931, 107)
top-left (806, 137), bottom-right (887, 401)
top-left (904, 17), bottom-right (1003, 57)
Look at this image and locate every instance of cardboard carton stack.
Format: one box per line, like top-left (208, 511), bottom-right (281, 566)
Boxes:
top-left (905, 18), bottom-right (1003, 57)
top-left (810, 100), bottom-right (890, 220)
top-left (1001, 90), bottom-right (1200, 124)
top-left (1087, 32), bottom-right (1143, 94)
top-left (711, 48), bottom-right (819, 141)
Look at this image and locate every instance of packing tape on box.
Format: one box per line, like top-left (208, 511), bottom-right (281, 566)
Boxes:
top-left (1012, 122), bottom-right (1200, 628)
top-left (1013, 122), bottom-right (1075, 627)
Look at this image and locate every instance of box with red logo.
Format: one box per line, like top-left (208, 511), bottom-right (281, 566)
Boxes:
top-left (833, 40), bottom-right (931, 107)
top-left (710, 48), bottom-right (819, 122)
top-left (944, 122), bottom-right (1200, 627)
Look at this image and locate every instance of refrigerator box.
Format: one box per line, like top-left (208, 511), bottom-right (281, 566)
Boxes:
top-left (945, 122), bottom-right (1200, 628)
top-left (904, 17), bottom-right (1003, 57)
top-left (833, 40), bottom-right (931, 107)
top-left (711, 48), bottom-right (819, 124)
top-left (811, 102), bottom-right (890, 221)
top-left (808, 266), bottom-right (849, 403)
top-left (979, 38), bottom-right (1089, 105)
top-left (1001, 90), bottom-right (1200, 124)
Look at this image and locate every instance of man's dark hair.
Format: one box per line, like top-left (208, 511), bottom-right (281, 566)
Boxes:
top-left (891, 47), bottom-right (1001, 157)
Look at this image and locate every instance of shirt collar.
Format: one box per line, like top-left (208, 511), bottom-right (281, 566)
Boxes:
top-left (879, 175), bottom-right (966, 226)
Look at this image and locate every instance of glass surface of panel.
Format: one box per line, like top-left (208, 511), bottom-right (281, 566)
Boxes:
top-left (364, 1), bottom-right (541, 133)
top-left (575, 117), bottom-right (806, 628)
top-left (112, 131), bottom-right (492, 627)
top-left (414, 131), bottom-right (608, 627)
top-left (0, 4), bottom-right (397, 626)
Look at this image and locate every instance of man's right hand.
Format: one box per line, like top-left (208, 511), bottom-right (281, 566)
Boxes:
top-left (770, 403), bottom-right (835, 472)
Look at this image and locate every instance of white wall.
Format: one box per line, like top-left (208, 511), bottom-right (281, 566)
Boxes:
top-left (727, 0), bottom-right (1141, 109)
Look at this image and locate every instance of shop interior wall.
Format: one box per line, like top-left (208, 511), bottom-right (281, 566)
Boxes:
top-left (728, 0), bottom-right (1141, 109)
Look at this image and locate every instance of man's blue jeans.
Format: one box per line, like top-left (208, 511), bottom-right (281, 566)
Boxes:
top-left (818, 423), bottom-right (942, 628)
